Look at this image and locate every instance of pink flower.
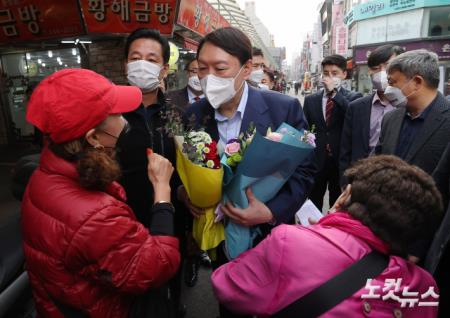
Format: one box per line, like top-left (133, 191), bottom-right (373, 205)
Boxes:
top-left (266, 132), bottom-right (283, 142)
top-left (225, 142), bottom-right (241, 156)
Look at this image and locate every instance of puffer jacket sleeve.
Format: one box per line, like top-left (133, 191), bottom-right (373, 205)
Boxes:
top-left (64, 204), bottom-right (180, 294)
top-left (211, 225), bottom-right (287, 316)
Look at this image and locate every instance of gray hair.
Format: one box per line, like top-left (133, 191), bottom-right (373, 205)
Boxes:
top-left (387, 49), bottom-right (440, 89)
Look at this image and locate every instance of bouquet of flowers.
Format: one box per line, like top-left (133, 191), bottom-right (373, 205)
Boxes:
top-left (220, 123), bottom-right (316, 259)
top-left (174, 130), bottom-right (225, 254)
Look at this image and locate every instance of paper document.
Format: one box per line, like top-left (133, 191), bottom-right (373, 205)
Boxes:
top-left (295, 199), bottom-right (323, 227)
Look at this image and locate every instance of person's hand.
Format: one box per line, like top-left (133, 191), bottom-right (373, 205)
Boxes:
top-left (308, 217), bottom-right (319, 225)
top-left (221, 188), bottom-right (274, 227)
top-left (147, 149), bottom-right (173, 203)
top-left (328, 184), bottom-right (352, 214)
top-left (322, 76), bottom-right (335, 93)
top-left (408, 255), bottom-right (420, 264)
top-left (177, 185), bottom-right (205, 218)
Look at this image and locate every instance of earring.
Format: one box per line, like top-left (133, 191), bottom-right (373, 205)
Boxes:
top-left (94, 144), bottom-right (104, 150)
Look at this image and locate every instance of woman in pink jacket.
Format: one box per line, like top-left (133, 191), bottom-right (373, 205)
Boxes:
top-left (212, 155), bottom-right (443, 317)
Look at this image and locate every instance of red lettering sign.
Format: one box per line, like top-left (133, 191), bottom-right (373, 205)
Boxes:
top-left (80, 0), bottom-right (176, 36)
top-left (0, 0), bottom-right (83, 43)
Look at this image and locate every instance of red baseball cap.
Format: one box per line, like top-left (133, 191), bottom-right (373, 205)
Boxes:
top-left (26, 68), bottom-right (142, 143)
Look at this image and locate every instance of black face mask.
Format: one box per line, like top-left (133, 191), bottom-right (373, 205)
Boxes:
top-left (96, 121), bottom-right (131, 152)
top-left (116, 122), bottom-right (130, 149)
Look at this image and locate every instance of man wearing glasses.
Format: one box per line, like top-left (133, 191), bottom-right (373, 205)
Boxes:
top-left (167, 57), bottom-right (205, 109)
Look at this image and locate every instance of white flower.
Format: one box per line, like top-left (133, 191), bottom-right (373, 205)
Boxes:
top-left (206, 160), bottom-right (215, 168)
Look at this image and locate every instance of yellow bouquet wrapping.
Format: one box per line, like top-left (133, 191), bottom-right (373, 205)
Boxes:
top-left (174, 135), bottom-right (225, 252)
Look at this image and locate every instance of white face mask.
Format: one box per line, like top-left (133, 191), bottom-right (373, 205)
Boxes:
top-left (188, 75), bottom-right (202, 92)
top-left (371, 70), bottom-right (388, 92)
top-left (384, 78), bottom-right (417, 108)
top-left (323, 76), bottom-right (342, 92)
top-left (258, 83), bottom-right (270, 90)
top-left (332, 77), bottom-right (342, 90)
top-left (249, 68), bottom-right (264, 83)
top-left (200, 66), bottom-right (245, 109)
top-left (127, 60), bottom-right (162, 93)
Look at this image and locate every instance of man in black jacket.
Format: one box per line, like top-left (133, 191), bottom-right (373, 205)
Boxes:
top-left (339, 45), bottom-right (404, 183)
top-left (303, 55), bottom-right (362, 211)
top-left (118, 28), bottom-right (185, 317)
top-left (426, 142), bottom-right (450, 318)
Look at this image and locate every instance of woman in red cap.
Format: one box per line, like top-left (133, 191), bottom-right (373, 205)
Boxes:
top-left (22, 68), bottom-right (180, 317)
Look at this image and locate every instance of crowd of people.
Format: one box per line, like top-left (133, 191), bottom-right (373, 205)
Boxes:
top-left (19, 26), bottom-right (450, 318)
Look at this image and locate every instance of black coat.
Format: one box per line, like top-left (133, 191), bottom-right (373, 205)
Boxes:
top-left (303, 88), bottom-right (362, 170)
top-left (339, 94), bottom-right (375, 181)
top-left (118, 92), bottom-right (182, 228)
top-left (166, 87), bottom-right (189, 110)
top-left (426, 142), bottom-right (450, 274)
top-left (375, 92), bottom-right (450, 176)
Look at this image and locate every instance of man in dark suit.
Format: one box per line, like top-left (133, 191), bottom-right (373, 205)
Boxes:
top-left (376, 50), bottom-right (450, 264)
top-left (166, 57), bottom-right (204, 109)
top-left (180, 27), bottom-right (316, 318)
top-left (303, 55), bottom-right (362, 211)
top-left (340, 45), bottom-right (404, 182)
top-left (426, 142), bottom-right (450, 318)
top-left (375, 50), bottom-right (450, 176)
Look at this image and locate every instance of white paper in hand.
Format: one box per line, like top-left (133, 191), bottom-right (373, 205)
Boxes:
top-left (295, 199), bottom-right (323, 227)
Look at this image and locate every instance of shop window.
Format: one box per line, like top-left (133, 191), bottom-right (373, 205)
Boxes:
top-left (0, 48), bottom-right (81, 141)
top-left (429, 6), bottom-right (450, 37)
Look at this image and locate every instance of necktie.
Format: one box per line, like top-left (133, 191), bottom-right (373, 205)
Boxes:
top-left (325, 93), bottom-right (334, 126)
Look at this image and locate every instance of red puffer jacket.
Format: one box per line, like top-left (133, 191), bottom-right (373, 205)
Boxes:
top-left (21, 148), bottom-right (180, 318)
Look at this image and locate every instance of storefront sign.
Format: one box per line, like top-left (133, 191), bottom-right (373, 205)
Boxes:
top-left (183, 37), bottom-right (198, 52)
top-left (355, 39), bottom-right (450, 64)
top-left (80, 0), bottom-right (177, 36)
top-left (344, 0), bottom-right (449, 25)
top-left (177, 0), bottom-right (230, 37)
top-left (0, 0), bottom-right (83, 43)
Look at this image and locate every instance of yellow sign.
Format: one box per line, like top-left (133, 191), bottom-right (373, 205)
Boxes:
top-left (169, 41), bottom-right (179, 66)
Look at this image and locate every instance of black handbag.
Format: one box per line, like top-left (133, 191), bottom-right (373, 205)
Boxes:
top-left (272, 250), bottom-right (389, 318)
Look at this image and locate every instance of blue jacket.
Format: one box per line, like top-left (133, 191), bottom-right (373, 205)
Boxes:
top-left (185, 86), bottom-right (316, 224)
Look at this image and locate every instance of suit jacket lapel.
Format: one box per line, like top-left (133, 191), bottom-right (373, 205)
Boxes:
top-left (361, 94), bottom-right (374, 151)
top-left (240, 86), bottom-right (271, 135)
top-left (316, 90), bottom-right (327, 128)
top-left (385, 109), bottom-right (405, 154)
top-left (200, 102), bottom-right (219, 141)
top-left (406, 95), bottom-right (447, 161)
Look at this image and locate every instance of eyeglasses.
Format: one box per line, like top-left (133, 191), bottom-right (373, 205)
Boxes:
top-left (97, 121), bottom-right (130, 139)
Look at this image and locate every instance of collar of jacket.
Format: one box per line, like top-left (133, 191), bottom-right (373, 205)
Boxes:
top-left (39, 147), bottom-right (127, 202)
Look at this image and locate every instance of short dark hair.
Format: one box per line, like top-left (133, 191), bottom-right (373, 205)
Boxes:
top-left (344, 155), bottom-right (443, 256)
top-left (253, 47), bottom-right (263, 57)
top-left (125, 28), bottom-right (170, 64)
top-left (321, 54), bottom-right (347, 72)
top-left (197, 27), bottom-right (252, 66)
top-left (264, 67), bottom-right (275, 82)
top-left (368, 44), bottom-right (405, 68)
top-left (184, 56), bottom-right (197, 71)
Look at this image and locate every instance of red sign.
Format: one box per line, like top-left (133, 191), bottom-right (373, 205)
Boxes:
top-left (177, 0), bottom-right (229, 37)
top-left (80, 0), bottom-right (176, 36)
top-left (0, 0), bottom-right (84, 43)
top-left (183, 37), bottom-right (198, 52)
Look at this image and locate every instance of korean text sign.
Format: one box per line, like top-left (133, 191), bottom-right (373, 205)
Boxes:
top-left (0, 0), bottom-right (83, 42)
top-left (177, 0), bottom-right (230, 37)
top-left (80, 0), bottom-right (177, 36)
